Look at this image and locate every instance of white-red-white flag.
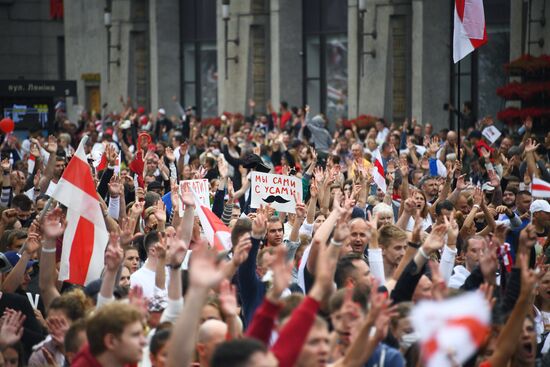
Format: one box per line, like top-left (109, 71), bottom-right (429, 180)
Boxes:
top-left (51, 136), bottom-right (109, 286)
top-left (412, 291), bottom-right (490, 367)
top-left (532, 177), bottom-right (550, 198)
top-left (27, 155), bottom-right (36, 174)
top-left (190, 187), bottom-right (231, 252)
top-left (371, 149), bottom-right (387, 193)
top-left (453, 0), bottom-right (488, 63)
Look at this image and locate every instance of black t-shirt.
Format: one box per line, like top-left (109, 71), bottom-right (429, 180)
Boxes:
top-left (0, 292), bottom-right (46, 358)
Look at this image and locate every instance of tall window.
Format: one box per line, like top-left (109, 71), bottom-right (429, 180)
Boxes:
top-left (303, 0), bottom-right (348, 128)
top-left (181, 0), bottom-right (218, 118)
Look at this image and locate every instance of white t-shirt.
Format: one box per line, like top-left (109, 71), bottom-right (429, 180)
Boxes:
top-left (130, 261), bottom-right (169, 300)
top-left (405, 215), bottom-right (433, 232)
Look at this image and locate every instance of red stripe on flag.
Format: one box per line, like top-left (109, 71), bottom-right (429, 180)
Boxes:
top-left (68, 216), bottom-right (95, 285)
top-left (422, 316), bottom-right (488, 362)
top-left (470, 27), bottom-right (488, 48)
top-left (532, 184), bottom-right (550, 192)
top-left (62, 156), bottom-right (97, 199)
top-left (200, 205), bottom-right (230, 252)
top-left (96, 154), bottom-right (107, 172)
top-left (374, 159), bottom-right (384, 177)
top-left (455, 0), bottom-right (465, 21)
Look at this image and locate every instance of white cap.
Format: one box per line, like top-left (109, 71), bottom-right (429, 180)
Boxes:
top-left (158, 108), bottom-right (166, 115)
top-left (120, 120), bottom-right (131, 130)
top-left (530, 199), bottom-right (550, 214)
top-left (482, 182), bottom-right (495, 192)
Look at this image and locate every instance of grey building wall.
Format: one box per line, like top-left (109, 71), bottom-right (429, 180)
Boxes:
top-left (149, 0), bottom-right (180, 116)
top-left (64, 0), bottom-right (106, 117)
top-left (0, 0), bottom-right (64, 80)
top-left (58, 0), bottom-right (531, 133)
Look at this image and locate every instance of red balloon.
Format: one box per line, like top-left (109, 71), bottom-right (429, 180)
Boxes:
top-left (0, 118), bottom-right (14, 134)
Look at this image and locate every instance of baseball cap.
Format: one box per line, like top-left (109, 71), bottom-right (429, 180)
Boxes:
top-left (530, 199), bottom-right (550, 214)
top-left (158, 108), bottom-right (166, 115)
top-left (482, 182), bottom-right (495, 192)
top-left (4, 251), bottom-right (37, 271)
top-left (120, 120), bottom-right (132, 130)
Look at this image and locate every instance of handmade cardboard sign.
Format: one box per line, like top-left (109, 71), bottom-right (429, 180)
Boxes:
top-left (251, 172), bottom-right (302, 213)
top-left (482, 126), bottom-right (501, 144)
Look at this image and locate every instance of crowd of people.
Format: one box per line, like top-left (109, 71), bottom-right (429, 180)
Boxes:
top-left (0, 97), bottom-right (549, 367)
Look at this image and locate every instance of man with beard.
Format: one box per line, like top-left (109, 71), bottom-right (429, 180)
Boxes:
top-left (530, 200), bottom-right (550, 248)
top-left (418, 176), bottom-right (439, 204)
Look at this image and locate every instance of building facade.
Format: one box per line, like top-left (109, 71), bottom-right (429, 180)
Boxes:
top-left (1, 0), bottom-right (549, 132)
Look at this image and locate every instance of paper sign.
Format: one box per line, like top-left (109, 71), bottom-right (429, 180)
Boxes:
top-left (482, 126), bottom-right (501, 144)
top-left (251, 172), bottom-right (302, 213)
top-left (179, 179), bottom-right (209, 215)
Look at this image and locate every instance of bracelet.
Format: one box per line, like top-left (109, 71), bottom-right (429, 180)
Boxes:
top-left (473, 204), bottom-right (480, 210)
top-left (408, 241), bottom-right (420, 249)
top-left (418, 247), bottom-right (430, 259)
top-left (330, 239), bottom-right (343, 247)
top-left (168, 263), bottom-right (182, 270)
top-left (41, 247), bottom-right (56, 253)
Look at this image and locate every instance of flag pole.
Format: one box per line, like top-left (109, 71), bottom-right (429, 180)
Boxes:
top-left (457, 59), bottom-right (461, 161)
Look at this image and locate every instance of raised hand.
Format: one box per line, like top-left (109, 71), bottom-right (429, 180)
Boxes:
top-left (333, 219), bottom-right (351, 243)
top-left (480, 147), bottom-right (491, 160)
top-left (227, 178), bottom-right (235, 201)
top-left (472, 186), bottom-right (484, 206)
top-left (0, 159), bottom-right (10, 173)
top-left (479, 240), bottom-right (498, 284)
top-left (268, 246), bottom-right (292, 301)
top-left (0, 208), bottom-right (17, 227)
top-left (219, 279), bottom-right (238, 317)
top-left (165, 147), bottom-right (176, 162)
top-left (47, 315), bottom-right (69, 346)
top-left (105, 144), bottom-right (118, 166)
top-left (402, 198), bottom-right (416, 215)
top-left (46, 135), bottom-right (58, 154)
top-left (154, 233), bottom-right (167, 260)
top-left (136, 187), bottom-right (145, 202)
top-left (128, 286), bottom-right (148, 318)
top-left (130, 200), bottom-right (144, 218)
top-left (444, 212), bottom-right (459, 246)
top-left (314, 166), bottom-right (324, 184)
top-left (231, 234), bottom-right (252, 267)
top-left (217, 157), bottom-right (229, 179)
top-left (105, 232), bottom-right (123, 272)
top-left (188, 249), bottom-right (225, 289)
top-left (421, 223), bottom-right (447, 255)
top-left (428, 260), bottom-right (448, 301)
top-left (30, 141), bottom-right (41, 158)
top-left (0, 309), bottom-right (25, 349)
top-left (456, 174), bottom-right (467, 190)
top-left (519, 224), bottom-right (537, 250)
top-left (518, 253), bottom-right (539, 298)
top-left (42, 208), bottom-right (66, 240)
top-left (166, 234), bottom-right (188, 268)
top-left (108, 175), bottom-right (122, 198)
top-left (154, 201), bottom-right (167, 223)
top-left (524, 138), bottom-right (539, 154)
top-left (488, 170), bottom-right (500, 188)
top-left (181, 191), bottom-right (195, 208)
top-left (251, 205), bottom-right (268, 238)
top-left (294, 193), bottom-right (306, 221)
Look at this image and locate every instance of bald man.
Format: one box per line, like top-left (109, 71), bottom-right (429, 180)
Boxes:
top-left (196, 320), bottom-right (228, 367)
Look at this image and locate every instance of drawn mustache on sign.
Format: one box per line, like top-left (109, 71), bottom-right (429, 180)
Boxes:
top-left (262, 195), bottom-right (290, 204)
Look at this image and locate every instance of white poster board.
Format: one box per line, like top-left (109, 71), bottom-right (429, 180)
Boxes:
top-left (482, 126), bottom-right (501, 145)
top-left (179, 179), bottom-right (209, 215)
top-left (250, 172), bottom-right (302, 213)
